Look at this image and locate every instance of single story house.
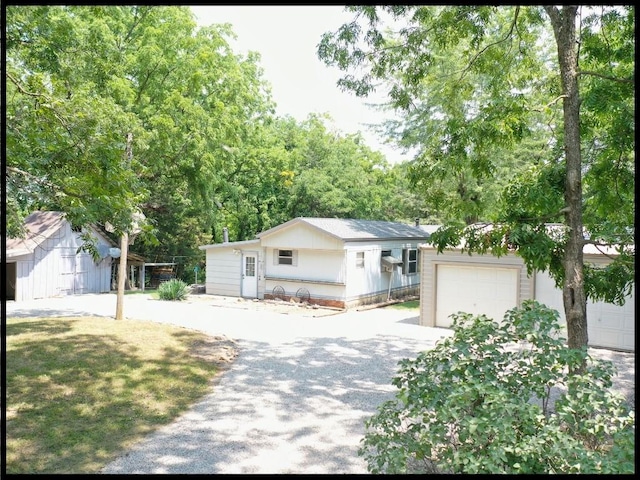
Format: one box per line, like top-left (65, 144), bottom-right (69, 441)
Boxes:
top-left (418, 241), bottom-right (635, 352)
top-left (5, 211), bottom-right (116, 301)
top-left (199, 217), bottom-right (430, 309)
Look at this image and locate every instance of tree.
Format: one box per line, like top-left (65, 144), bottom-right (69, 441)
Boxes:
top-left (5, 6), bottom-right (278, 282)
top-left (282, 114), bottom-right (399, 221)
top-left (6, 6), bottom-right (146, 235)
top-left (317, 6), bottom-right (635, 354)
top-left (359, 301), bottom-right (635, 473)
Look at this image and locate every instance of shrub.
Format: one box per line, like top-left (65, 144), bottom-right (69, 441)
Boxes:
top-left (157, 278), bottom-right (189, 301)
top-left (358, 300), bottom-right (635, 474)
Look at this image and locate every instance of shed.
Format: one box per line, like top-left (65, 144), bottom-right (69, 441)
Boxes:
top-left (418, 237), bottom-right (634, 352)
top-left (199, 217), bottom-right (430, 309)
top-left (5, 211), bottom-right (115, 301)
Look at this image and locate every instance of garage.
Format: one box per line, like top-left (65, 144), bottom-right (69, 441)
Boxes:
top-left (435, 264), bottom-right (519, 328)
top-left (420, 244), bottom-right (634, 352)
top-left (419, 248), bottom-right (532, 329)
top-left (535, 270), bottom-right (635, 352)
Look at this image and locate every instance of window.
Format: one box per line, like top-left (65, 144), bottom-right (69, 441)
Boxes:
top-left (276, 249), bottom-right (296, 266)
top-left (245, 256), bottom-right (256, 277)
top-left (402, 248), bottom-right (418, 274)
top-left (356, 251), bottom-right (365, 268)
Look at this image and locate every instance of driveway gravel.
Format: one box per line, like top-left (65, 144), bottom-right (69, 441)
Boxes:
top-left (5, 293), bottom-right (634, 474)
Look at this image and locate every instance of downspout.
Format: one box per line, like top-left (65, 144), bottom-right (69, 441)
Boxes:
top-left (387, 267), bottom-right (394, 301)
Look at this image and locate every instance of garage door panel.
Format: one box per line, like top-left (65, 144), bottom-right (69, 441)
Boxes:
top-left (535, 271), bottom-right (634, 352)
top-left (436, 265), bottom-right (518, 328)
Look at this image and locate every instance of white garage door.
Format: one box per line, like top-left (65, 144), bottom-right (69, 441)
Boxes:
top-left (535, 271), bottom-right (635, 352)
top-left (436, 265), bottom-right (519, 328)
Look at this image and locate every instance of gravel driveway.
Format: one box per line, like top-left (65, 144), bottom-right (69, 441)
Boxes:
top-left (6, 293), bottom-right (634, 474)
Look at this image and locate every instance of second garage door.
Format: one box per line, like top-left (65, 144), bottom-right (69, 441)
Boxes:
top-left (436, 264), bottom-right (519, 328)
top-left (534, 270), bottom-right (635, 352)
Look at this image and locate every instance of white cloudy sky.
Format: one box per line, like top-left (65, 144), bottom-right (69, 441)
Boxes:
top-left (190, 5), bottom-right (410, 164)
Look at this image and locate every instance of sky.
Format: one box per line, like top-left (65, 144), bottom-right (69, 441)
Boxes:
top-left (190, 5), bottom-right (410, 165)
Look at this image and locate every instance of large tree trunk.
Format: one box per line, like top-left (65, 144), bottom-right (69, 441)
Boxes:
top-left (545, 6), bottom-right (588, 352)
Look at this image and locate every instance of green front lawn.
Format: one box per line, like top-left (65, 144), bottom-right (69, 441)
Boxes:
top-left (6, 315), bottom-right (232, 474)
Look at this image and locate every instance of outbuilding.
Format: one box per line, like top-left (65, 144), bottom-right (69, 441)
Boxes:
top-left (199, 217), bottom-right (430, 309)
top-left (5, 211), bottom-right (116, 301)
top-left (418, 242), bottom-right (634, 352)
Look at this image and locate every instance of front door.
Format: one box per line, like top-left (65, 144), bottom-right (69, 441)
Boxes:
top-left (241, 253), bottom-right (258, 298)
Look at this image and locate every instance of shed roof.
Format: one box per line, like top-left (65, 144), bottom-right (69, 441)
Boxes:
top-left (5, 211), bottom-right (67, 257)
top-left (257, 217), bottom-right (431, 242)
top-left (5, 211), bottom-right (117, 259)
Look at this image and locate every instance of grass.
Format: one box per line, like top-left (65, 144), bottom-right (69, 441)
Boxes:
top-left (5, 315), bottom-right (231, 474)
top-left (124, 288), bottom-right (158, 298)
top-left (385, 299), bottom-right (420, 310)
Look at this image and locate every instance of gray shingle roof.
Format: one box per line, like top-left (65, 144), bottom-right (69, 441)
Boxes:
top-left (258, 217), bottom-right (431, 242)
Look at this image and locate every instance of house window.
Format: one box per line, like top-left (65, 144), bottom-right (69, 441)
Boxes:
top-left (276, 249), bottom-right (296, 266)
top-left (356, 251), bottom-right (365, 268)
top-left (402, 248), bottom-right (418, 274)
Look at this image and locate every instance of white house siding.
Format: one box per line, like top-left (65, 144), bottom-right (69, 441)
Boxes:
top-left (345, 242), bottom-right (421, 306)
top-left (264, 277), bottom-right (346, 304)
top-left (419, 248), bottom-right (532, 328)
top-left (9, 222), bottom-right (112, 301)
top-left (204, 248), bottom-right (243, 297)
top-left (264, 248), bottom-right (345, 284)
top-left (201, 219), bottom-right (429, 309)
top-left (259, 223), bottom-right (344, 250)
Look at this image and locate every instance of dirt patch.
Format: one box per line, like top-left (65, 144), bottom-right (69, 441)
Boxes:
top-left (185, 294), bottom-right (343, 317)
top-left (189, 335), bottom-right (239, 367)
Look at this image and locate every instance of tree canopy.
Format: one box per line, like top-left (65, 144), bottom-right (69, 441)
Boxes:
top-left (5, 5), bottom-right (425, 281)
top-left (318, 5), bottom-right (635, 351)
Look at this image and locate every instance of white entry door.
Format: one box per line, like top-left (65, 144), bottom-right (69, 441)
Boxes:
top-left (241, 253), bottom-right (258, 298)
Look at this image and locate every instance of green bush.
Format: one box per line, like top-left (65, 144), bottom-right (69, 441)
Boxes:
top-left (157, 278), bottom-right (189, 301)
top-left (359, 300), bottom-right (635, 474)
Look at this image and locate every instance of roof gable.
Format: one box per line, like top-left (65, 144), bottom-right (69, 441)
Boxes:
top-left (5, 211), bottom-right (66, 255)
top-left (5, 211), bottom-right (116, 257)
top-left (257, 217), bottom-right (430, 242)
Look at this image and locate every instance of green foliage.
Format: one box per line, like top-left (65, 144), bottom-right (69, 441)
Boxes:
top-left (318, 5), bottom-right (635, 352)
top-left (359, 301), bottom-right (635, 474)
top-left (6, 316), bottom-right (225, 473)
top-left (157, 279), bottom-right (189, 301)
top-left (6, 5), bottom-right (432, 271)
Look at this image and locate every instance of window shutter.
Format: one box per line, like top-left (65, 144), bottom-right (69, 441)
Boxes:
top-left (273, 249), bottom-right (279, 265)
top-left (402, 248), bottom-right (407, 274)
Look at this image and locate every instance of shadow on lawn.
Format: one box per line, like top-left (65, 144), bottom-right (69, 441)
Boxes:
top-left (6, 317), bottom-right (223, 474)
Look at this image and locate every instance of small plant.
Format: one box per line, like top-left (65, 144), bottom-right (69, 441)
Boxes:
top-left (359, 300), bottom-right (635, 474)
top-left (157, 278), bottom-right (189, 301)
